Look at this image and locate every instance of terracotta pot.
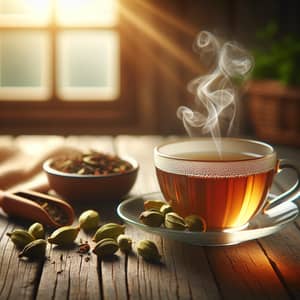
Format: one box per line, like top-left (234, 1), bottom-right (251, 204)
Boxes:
top-left (246, 80), bottom-right (300, 147)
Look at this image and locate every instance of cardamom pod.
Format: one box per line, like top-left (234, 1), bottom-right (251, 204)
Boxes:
top-left (144, 200), bottom-right (166, 211)
top-left (79, 210), bottom-right (100, 231)
top-left (83, 155), bottom-right (99, 166)
top-left (184, 215), bottom-right (206, 232)
top-left (93, 223), bottom-right (125, 242)
top-left (117, 234), bottom-right (132, 252)
top-left (19, 239), bottom-right (47, 259)
top-left (48, 225), bottom-right (80, 246)
top-left (164, 212), bottom-right (186, 230)
top-left (92, 238), bottom-right (119, 257)
top-left (137, 240), bottom-right (161, 263)
top-left (139, 211), bottom-right (164, 227)
top-left (159, 204), bottom-right (173, 216)
top-left (7, 229), bottom-right (35, 249)
top-left (28, 222), bottom-right (45, 239)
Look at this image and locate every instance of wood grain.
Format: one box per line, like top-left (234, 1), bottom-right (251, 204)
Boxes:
top-left (116, 135), bottom-right (221, 300)
top-left (206, 241), bottom-right (290, 300)
top-left (116, 135), bottom-right (163, 299)
top-left (0, 220), bottom-right (42, 300)
top-left (257, 224), bottom-right (300, 299)
top-left (36, 136), bottom-right (115, 300)
top-left (161, 240), bottom-right (221, 300)
top-left (0, 135), bottom-right (299, 300)
top-left (256, 149), bottom-right (300, 300)
top-left (36, 233), bottom-right (100, 300)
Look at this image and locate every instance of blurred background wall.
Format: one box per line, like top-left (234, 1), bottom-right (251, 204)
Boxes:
top-left (0, 0), bottom-right (299, 139)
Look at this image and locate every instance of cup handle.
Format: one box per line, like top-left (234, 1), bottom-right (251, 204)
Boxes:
top-left (264, 159), bottom-right (300, 213)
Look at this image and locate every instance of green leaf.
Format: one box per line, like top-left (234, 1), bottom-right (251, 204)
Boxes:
top-left (252, 22), bottom-right (300, 86)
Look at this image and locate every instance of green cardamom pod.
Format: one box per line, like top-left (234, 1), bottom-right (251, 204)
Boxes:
top-left (48, 225), bottom-right (80, 246)
top-left (83, 155), bottom-right (99, 166)
top-left (137, 240), bottom-right (161, 263)
top-left (117, 234), bottom-right (132, 252)
top-left (79, 210), bottom-right (100, 231)
top-left (159, 204), bottom-right (173, 216)
top-left (144, 200), bottom-right (166, 211)
top-left (28, 222), bottom-right (45, 239)
top-left (92, 223), bottom-right (125, 242)
top-left (164, 212), bottom-right (186, 230)
top-left (184, 215), bottom-right (206, 232)
top-left (19, 239), bottom-right (47, 259)
top-left (139, 210), bottom-right (164, 227)
top-left (7, 229), bottom-right (35, 249)
top-left (92, 238), bottom-right (119, 257)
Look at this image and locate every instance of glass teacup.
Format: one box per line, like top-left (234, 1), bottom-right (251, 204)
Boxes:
top-left (154, 138), bottom-right (300, 231)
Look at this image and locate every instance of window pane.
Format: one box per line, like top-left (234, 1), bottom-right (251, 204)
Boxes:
top-left (0, 0), bottom-right (51, 26)
top-left (0, 31), bottom-right (50, 100)
top-left (57, 31), bottom-right (119, 101)
top-left (56, 0), bottom-right (118, 27)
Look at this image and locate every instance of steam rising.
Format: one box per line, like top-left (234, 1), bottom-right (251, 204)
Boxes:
top-left (177, 31), bottom-right (253, 152)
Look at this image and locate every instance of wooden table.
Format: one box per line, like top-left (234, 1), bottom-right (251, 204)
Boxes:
top-left (0, 135), bottom-right (300, 300)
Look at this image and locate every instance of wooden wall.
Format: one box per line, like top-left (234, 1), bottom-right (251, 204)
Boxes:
top-left (125, 0), bottom-right (300, 135)
top-left (1, 0), bottom-right (299, 135)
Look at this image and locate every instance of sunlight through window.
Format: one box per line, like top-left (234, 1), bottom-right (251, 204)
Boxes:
top-left (0, 0), bottom-right (119, 101)
top-left (56, 0), bottom-right (118, 27)
top-left (58, 31), bottom-right (119, 100)
top-left (0, 0), bottom-right (51, 26)
top-left (0, 31), bottom-right (50, 100)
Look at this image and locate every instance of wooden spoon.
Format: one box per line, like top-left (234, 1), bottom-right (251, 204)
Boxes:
top-left (0, 189), bottom-right (75, 228)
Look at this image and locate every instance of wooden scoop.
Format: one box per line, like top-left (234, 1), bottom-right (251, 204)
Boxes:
top-left (0, 190), bottom-right (75, 228)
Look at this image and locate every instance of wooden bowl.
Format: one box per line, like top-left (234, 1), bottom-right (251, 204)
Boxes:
top-left (43, 156), bottom-right (139, 203)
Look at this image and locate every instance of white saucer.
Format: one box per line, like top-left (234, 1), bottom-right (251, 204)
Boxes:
top-left (117, 192), bottom-right (299, 246)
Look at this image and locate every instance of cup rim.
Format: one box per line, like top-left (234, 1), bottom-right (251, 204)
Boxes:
top-left (154, 137), bottom-right (277, 177)
top-left (154, 137), bottom-right (275, 162)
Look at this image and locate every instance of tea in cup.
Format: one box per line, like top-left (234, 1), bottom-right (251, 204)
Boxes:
top-left (154, 138), bottom-right (300, 231)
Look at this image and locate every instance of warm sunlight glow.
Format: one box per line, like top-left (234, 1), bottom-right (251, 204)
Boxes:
top-left (119, 3), bottom-right (200, 75)
top-left (57, 31), bottom-right (119, 101)
top-left (27, 0), bottom-right (50, 14)
top-left (0, 0), bottom-right (118, 27)
top-left (0, 31), bottom-right (51, 100)
top-left (137, 0), bottom-right (196, 37)
top-left (0, 0), bottom-right (119, 102)
top-left (56, 0), bottom-right (118, 26)
top-left (0, 0), bottom-right (51, 26)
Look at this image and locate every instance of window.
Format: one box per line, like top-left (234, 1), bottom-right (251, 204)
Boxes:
top-left (0, 0), bottom-right (136, 134)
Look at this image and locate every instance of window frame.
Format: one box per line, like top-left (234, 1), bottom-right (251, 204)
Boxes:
top-left (0, 1), bottom-right (138, 134)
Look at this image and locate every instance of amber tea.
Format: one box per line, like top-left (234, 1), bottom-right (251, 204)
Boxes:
top-left (154, 138), bottom-right (278, 231)
top-left (156, 152), bottom-right (275, 230)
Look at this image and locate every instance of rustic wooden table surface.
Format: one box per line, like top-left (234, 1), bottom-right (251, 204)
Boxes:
top-left (0, 135), bottom-right (300, 300)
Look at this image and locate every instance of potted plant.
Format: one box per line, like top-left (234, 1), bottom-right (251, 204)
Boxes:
top-left (247, 22), bottom-right (300, 146)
